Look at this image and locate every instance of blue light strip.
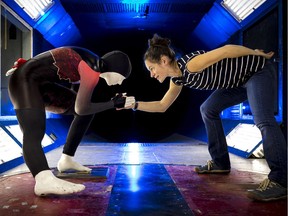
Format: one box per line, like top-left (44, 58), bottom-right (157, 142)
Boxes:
top-left (122, 0), bottom-right (149, 13)
top-left (122, 0), bottom-right (149, 3)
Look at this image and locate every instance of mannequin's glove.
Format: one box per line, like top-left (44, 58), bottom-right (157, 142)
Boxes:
top-left (112, 93), bottom-right (135, 108)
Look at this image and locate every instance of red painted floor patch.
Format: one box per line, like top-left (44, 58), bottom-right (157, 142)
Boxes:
top-left (166, 165), bottom-right (287, 216)
top-left (0, 166), bottom-right (117, 216)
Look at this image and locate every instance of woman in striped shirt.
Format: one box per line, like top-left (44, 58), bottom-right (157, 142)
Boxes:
top-left (130, 34), bottom-right (287, 202)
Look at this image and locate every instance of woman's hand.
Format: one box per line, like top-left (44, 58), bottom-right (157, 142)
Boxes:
top-left (254, 49), bottom-right (274, 59)
top-left (124, 96), bottom-right (136, 108)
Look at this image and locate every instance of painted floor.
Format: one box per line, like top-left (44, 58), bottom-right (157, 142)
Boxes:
top-left (0, 134), bottom-right (287, 215)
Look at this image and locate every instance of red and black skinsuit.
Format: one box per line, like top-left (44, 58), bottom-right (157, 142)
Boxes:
top-left (8, 47), bottom-right (116, 177)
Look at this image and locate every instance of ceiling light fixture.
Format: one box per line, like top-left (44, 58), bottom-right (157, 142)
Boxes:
top-left (221, 0), bottom-right (266, 22)
top-left (14, 0), bottom-right (54, 20)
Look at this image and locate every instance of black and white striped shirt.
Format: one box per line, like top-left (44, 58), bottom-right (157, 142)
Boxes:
top-left (172, 51), bottom-right (266, 90)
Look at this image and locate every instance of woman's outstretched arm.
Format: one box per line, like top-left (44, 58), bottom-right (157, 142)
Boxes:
top-left (131, 80), bottom-right (183, 113)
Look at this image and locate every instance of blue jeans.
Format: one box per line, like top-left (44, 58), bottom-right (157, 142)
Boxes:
top-left (200, 61), bottom-right (287, 187)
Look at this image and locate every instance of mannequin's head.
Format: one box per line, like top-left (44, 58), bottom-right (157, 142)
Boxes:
top-left (99, 50), bottom-right (132, 86)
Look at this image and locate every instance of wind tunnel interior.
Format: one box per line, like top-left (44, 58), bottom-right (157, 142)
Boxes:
top-left (0, 2), bottom-right (287, 214)
top-left (0, 0), bottom-right (286, 144)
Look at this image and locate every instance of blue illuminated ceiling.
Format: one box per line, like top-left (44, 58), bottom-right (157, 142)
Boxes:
top-left (59, 0), bottom-right (215, 40)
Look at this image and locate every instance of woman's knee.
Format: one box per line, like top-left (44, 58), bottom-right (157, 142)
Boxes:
top-left (254, 116), bottom-right (278, 131)
top-left (200, 99), bottom-right (223, 120)
top-left (200, 102), bottom-right (207, 116)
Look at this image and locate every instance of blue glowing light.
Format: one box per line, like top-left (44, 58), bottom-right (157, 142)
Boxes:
top-left (192, 2), bottom-right (240, 49)
top-left (127, 143), bottom-right (140, 164)
top-left (122, 0), bottom-right (149, 4)
top-left (122, 0), bottom-right (149, 13)
top-left (33, 2), bottom-right (81, 47)
top-left (127, 165), bottom-right (141, 192)
top-left (126, 143), bottom-right (141, 192)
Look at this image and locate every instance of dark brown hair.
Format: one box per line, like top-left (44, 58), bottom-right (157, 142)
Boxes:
top-left (144, 34), bottom-right (176, 64)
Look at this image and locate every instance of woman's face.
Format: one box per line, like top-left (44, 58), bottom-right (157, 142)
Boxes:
top-left (145, 57), bottom-right (170, 83)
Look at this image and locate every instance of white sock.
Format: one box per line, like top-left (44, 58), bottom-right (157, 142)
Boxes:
top-left (34, 170), bottom-right (85, 196)
top-left (57, 154), bottom-right (92, 173)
